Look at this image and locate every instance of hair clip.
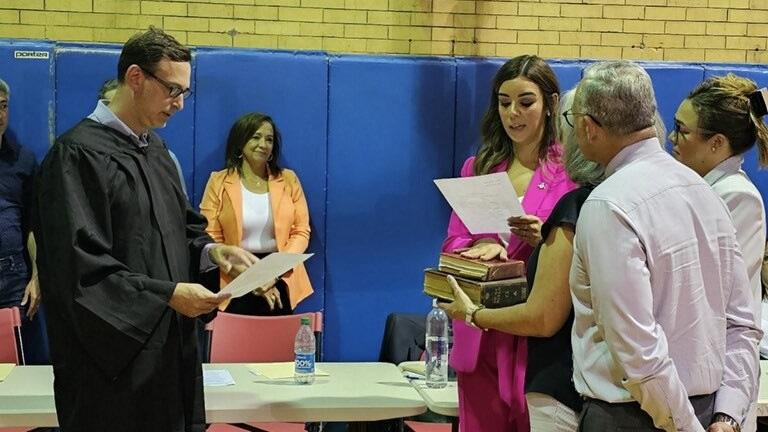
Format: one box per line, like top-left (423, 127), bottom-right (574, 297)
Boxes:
top-left (748, 87), bottom-right (768, 117)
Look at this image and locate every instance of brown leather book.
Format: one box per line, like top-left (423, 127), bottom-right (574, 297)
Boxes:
top-left (423, 268), bottom-right (529, 309)
top-left (438, 252), bottom-right (525, 281)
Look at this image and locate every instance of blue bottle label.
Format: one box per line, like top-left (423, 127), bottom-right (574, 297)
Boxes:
top-left (295, 353), bottom-right (315, 374)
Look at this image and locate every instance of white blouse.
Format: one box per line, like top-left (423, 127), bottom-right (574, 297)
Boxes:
top-left (240, 182), bottom-right (278, 253)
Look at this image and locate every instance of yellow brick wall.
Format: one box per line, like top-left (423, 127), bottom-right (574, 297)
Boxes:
top-left (0, 0), bottom-right (767, 63)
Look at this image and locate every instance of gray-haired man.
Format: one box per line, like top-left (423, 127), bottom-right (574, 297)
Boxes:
top-left (567, 60), bottom-right (760, 432)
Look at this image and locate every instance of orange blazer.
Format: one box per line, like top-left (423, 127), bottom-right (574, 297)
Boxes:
top-left (199, 168), bottom-right (313, 309)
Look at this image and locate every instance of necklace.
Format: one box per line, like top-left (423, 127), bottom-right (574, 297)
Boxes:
top-left (243, 171), bottom-right (268, 191)
top-left (242, 162), bottom-right (269, 191)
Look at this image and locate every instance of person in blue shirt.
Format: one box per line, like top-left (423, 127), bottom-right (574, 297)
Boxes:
top-left (0, 77), bottom-right (50, 365)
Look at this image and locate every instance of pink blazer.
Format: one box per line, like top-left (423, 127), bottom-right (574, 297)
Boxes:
top-left (443, 147), bottom-right (576, 259)
top-left (443, 145), bottom-right (577, 408)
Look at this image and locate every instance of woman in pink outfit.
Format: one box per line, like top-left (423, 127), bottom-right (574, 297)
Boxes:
top-left (442, 55), bottom-right (577, 431)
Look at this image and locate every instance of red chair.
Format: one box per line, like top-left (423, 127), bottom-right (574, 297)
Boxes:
top-left (404, 421), bottom-right (453, 432)
top-left (208, 312), bottom-right (322, 363)
top-left (207, 312), bottom-right (323, 432)
top-left (206, 424), bottom-right (305, 432)
top-left (0, 307), bottom-right (32, 432)
top-left (0, 307), bottom-right (23, 364)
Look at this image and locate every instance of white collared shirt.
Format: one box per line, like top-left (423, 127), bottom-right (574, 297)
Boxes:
top-left (704, 156), bottom-right (765, 432)
top-left (570, 138), bottom-right (761, 431)
top-left (704, 156), bottom-right (766, 318)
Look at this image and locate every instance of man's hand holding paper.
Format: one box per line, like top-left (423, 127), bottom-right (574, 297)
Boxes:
top-left (170, 282), bottom-right (231, 318)
top-left (209, 244), bottom-right (260, 278)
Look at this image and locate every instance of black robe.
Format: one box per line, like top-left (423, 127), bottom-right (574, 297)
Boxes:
top-left (34, 119), bottom-right (213, 432)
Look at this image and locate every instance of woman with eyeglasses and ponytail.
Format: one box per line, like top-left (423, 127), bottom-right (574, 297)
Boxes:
top-left (669, 75), bottom-right (768, 432)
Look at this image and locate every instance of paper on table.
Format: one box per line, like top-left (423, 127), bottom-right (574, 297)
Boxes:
top-left (399, 362), bottom-right (425, 376)
top-left (0, 363), bottom-right (14, 382)
top-left (203, 369), bottom-right (235, 387)
top-left (247, 362), bottom-right (329, 380)
top-left (221, 252), bottom-right (313, 299)
top-left (434, 172), bottom-right (524, 234)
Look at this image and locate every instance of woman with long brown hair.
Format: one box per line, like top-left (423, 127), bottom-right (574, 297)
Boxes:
top-left (442, 55), bottom-right (577, 431)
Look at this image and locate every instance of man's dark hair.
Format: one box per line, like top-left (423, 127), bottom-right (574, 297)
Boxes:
top-left (117, 26), bottom-right (191, 83)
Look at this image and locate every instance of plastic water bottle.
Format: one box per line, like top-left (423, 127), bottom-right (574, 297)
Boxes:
top-left (447, 318), bottom-right (456, 380)
top-left (294, 316), bottom-right (316, 384)
top-left (425, 299), bottom-right (449, 389)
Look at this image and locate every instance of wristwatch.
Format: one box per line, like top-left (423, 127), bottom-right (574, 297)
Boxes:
top-left (463, 305), bottom-right (477, 327)
top-left (713, 413), bottom-right (741, 432)
top-left (464, 304), bottom-right (486, 330)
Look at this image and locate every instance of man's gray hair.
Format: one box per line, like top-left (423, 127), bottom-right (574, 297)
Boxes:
top-left (653, 111), bottom-right (667, 146)
top-left (559, 88), bottom-right (605, 186)
top-left (0, 78), bottom-right (9, 97)
top-left (576, 60), bottom-right (657, 136)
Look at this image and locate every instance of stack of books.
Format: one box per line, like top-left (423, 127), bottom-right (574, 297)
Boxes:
top-left (423, 253), bottom-right (529, 308)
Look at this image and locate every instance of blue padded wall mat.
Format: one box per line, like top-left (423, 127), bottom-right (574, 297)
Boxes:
top-left (7, 36), bottom-right (768, 361)
top-left (325, 55), bottom-right (456, 361)
top-left (454, 58), bottom-right (585, 175)
top-left (54, 44), bottom-right (120, 136)
top-left (54, 43), bottom-right (196, 195)
top-left (704, 64), bottom-right (768, 219)
top-left (0, 40), bottom-right (55, 162)
top-left (193, 49), bottom-right (328, 314)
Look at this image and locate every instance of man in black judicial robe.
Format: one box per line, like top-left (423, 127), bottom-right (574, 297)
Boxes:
top-left (33, 27), bottom-right (257, 431)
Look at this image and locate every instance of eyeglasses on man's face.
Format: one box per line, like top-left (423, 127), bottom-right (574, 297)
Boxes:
top-left (140, 67), bottom-right (192, 100)
top-left (562, 109), bottom-right (602, 128)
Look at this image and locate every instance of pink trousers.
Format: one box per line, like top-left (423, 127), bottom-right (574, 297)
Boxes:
top-left (452, 323), bottom-right (529, 431)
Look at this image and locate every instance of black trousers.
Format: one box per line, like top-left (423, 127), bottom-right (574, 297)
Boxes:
top-left (579, 393), bottom-right (715, 431)
top-left (225, 278), bottom-right (293, 316)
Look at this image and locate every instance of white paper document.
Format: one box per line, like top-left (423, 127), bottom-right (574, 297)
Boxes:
top-left (0, 363), bottom-right (14, 382)
top-left (203, 369), bottom-right (235, 387)
top-left (434, 172), bottom-right (524, 234)
top-left (247, 362), bottom-right (330, 380)
top-left (220, 252), bottom-right (313, 299)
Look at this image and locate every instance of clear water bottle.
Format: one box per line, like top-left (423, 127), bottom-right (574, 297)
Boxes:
top-left (425, 299), bottom-right (449, 389)
top-left (447, 318), bottom-right (456, 380)
top-left (294, 316), bottom-right (316, 385)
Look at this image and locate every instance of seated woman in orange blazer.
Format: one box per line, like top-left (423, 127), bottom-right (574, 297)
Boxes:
top-left (200, 112), bottom-right (313, 315)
